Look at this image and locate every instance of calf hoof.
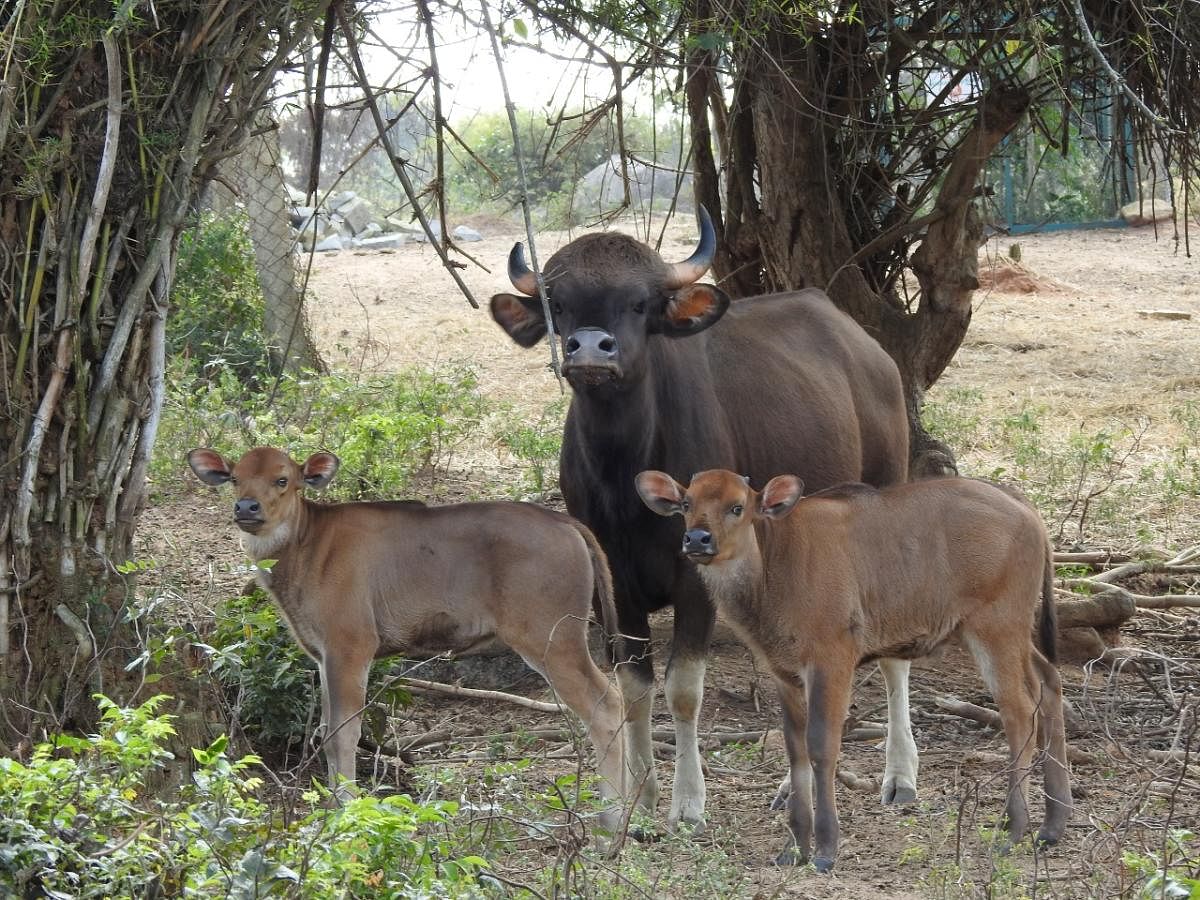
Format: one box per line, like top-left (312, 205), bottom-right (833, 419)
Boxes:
top-left (769, 787), bottom-right (790, 811)
top-left (774, 845), bottom-right (809, 867)
top-left (881, 778), bottom-right (918, 806)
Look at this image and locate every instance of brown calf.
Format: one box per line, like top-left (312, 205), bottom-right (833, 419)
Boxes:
top-left (188, 447), bottom-right (627, 834)
top-left (635, 469), bottom-right (1071, 872)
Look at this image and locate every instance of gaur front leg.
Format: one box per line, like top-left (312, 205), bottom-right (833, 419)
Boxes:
top-left (664, 579), bottom-right (715, 833)
top-left (614, 622), bottom-right (659, 815)
top-left (878, 657), bottom-right (920, 805)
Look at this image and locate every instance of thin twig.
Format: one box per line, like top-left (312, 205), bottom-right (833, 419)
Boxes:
top-left (478, 0), bottom-right (563, 386)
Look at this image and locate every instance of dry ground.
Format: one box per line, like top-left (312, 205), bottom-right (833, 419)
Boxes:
top-left (141, 221), bottom-right (1200, 897)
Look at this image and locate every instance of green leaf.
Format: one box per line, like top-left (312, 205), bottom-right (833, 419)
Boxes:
top-left (513, 18), bottom-right (528, 38)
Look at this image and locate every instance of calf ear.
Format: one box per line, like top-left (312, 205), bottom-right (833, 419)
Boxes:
top-left (635, 470), bottom-right (686, 516)
top-left (491, 294), bottom-right (548, 347)
top-left (187, 448), bottom-right (232, 486)
top-left (658, 284), bottom-right (730, 337)
top-left (302, 452), bottom-right (340, 490)
top-left (759, 475), bottom-right (804, 519)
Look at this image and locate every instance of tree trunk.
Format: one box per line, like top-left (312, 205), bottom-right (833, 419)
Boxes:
top-left (688, 12), bottom-right (1030, 475)
top-left (236, 113), bottom-right (327, 376)
top-left (0, 1), bottom-right (331, 747)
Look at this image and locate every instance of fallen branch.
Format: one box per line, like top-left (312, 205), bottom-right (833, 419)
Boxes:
top-left (935, 696), bottom-right (1003, 730)
top-left (395, 677), bottom-right (563, 713)
top-left (1053, 550), bottom-right (1132, 566)
top-left (1055, 586), bottom-right (1137, 628)
top-left (1133, 595), bottom-right (1200, 610)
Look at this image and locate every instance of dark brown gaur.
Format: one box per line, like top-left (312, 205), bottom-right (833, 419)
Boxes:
top-left (188, 446), bottom-right (628, 837)
top-left (490, 208), bottom-right (916, 833)
top-left (635, 469), bottom-right (1071, 872)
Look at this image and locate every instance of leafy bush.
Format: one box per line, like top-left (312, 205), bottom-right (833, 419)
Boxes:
top-left (207, 587), bottom-right (318, 757)
top-left (154, 362), bottom-right (487, 499)
top-left (0, 695), bottom-right (488, 897)
top-left (496, 397), bottom-right (567, 498)
top-left (169, 210), bottom-right (271, 386)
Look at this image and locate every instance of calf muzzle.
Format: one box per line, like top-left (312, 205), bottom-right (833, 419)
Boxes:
top-left (234, 497), bottom-right (265, 531)
top-left (682, 528), bottom-right (716, 561)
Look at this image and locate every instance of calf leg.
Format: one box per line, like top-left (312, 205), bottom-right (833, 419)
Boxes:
top-left (878, 657), bottom-right (919, 804)
top-left (964, 631), bottom-right (1039, 842)
top-left (1031, 649), bottom-right (1072, 844)
top-left (774, 677), bottom-right (814, 866)
top-left (531, 630), bottom-right (628, 837)
top-left (806, 665), bottom-right (854, 873)
top-left (318, 648), bottom-right (374, 799)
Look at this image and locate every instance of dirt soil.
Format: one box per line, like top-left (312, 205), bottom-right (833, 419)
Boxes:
top-left (141, 221), bottom-right (1200, 897)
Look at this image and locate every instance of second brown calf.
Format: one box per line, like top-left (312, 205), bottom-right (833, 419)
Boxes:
top-left (189, 447), bottom-right (627, 837)
top-left (636, 469), bottom-right (1070, 872)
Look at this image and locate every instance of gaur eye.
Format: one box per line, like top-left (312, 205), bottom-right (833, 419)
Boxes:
top-left (633, 300), bottom-right (647, 314)
top-left (275, 477), bottom-right (288, 488)
top-left (551, 301), bottom-right (563, 315)
top-left (731, 504), bottom-right (744, 516)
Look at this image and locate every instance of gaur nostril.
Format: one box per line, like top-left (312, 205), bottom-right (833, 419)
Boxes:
top-left (566, 337), bottom-right (581, 354)
top-left (598, 337), bottom-right (616, 354)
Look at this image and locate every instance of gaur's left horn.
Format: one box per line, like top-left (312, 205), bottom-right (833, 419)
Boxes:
top-left (507, 243), bottom-right (539, 296)
top-left (665, 206), bottom-right (716, 289)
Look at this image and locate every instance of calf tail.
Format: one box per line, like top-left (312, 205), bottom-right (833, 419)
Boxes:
top-left (1038, 543), bottom-right (1059, 664)
top-left (572, 520), bottom-right (619, 664)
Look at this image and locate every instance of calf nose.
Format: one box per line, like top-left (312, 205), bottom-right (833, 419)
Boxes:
top-left (682, 528), bottom-right (715, 556)
top-left (234, 498), bottom-right (261, 519)
top-left (564, 327), bottom-right (617, 363)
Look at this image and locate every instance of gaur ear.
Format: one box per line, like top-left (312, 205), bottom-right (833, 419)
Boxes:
top-left (758, 475), bottom-right (804, 519)
top-left (187, 448), bottom-right (233, 486)
top-left (635, 470), bottom-right (687, 517)
top-left (657, 284), bottom-right (731, 337)
top-left (491, 294), bottom-right (548, 348)
top-left (302, 452), bottom-right (340, 490)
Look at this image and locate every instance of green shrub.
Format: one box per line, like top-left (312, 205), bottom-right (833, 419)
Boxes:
top-left (207, 587), bottom-right (318, 757)
top-left (168, 210), bottom-right (271, 387)
top-left (0, 695), bottom-right (488, 897)
top-left (154, 363), bottom-right (487, 499)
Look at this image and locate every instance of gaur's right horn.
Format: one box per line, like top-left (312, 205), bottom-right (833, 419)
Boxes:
top-left (507, 243), bottom-right (539, 296)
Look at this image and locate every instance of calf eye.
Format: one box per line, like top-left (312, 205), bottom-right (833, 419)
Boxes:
top-left (275, 477), bottom-right (288, 488)
top-left (229, 476), bottom-right (238, 486)
top-left (681, 499), bottom-right (691, 513)
top-left (731, 504), bottom-right (744, 516)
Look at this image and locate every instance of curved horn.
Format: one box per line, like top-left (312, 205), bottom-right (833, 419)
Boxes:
top-left (665, 205), bottom-right (716, 289)
top-left (507, 242), bottom-right (539, 296)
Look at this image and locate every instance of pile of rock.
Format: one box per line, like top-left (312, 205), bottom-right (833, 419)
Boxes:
top-left (286, 186), bottom-right (483, 252)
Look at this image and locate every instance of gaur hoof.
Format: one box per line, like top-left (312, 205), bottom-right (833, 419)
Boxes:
top-left (814, 856), bottom-right (836, 874)
top-left (881, 781), bottom-right (918, 805)
top-left (668, 816), bottom-right (707, 838)
top-left (626, 824), bottom-right (661, 844)
top-left (1035, 828), bottom-right (1061, 848)
top-left (774, 845), bottom-right (809, 867)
